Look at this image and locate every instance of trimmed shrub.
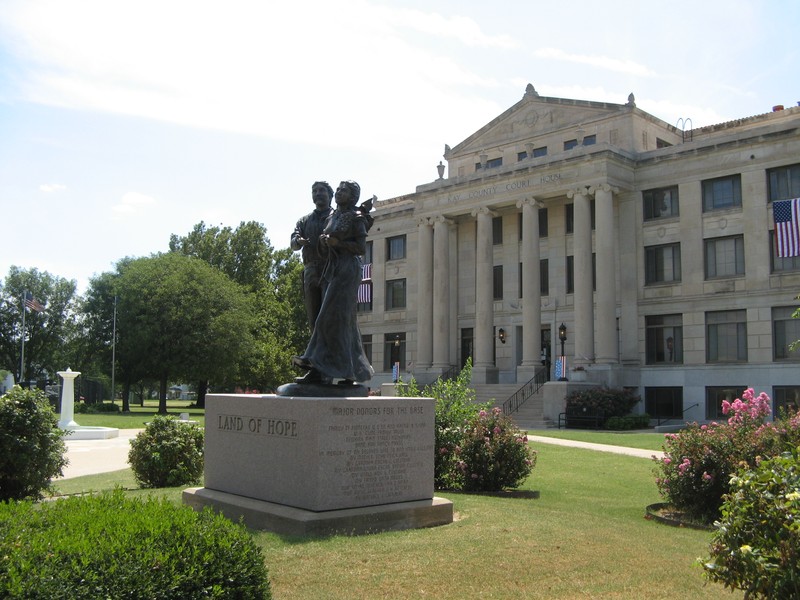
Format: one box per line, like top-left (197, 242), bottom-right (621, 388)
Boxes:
top-left (654, 389), bottom-right (799, 524)
top-left (0, 490), bottom-right (271, 598)
top-left (75, 401), bottom-right (121, 414)
top-left (565, 386), bottom-right (640, 421)
top-left (456, 407), bottom-right (537, 492)
top-left (703, 449), bottom-right (800, 599)
top-left (398, 358), bottom-right (490, 489)
top-left (129, 415), bottom-right (204, 488)
top-left (0, 385), bottom-right (68, 501)
top-left (605, 413), bottom-right (651, 431)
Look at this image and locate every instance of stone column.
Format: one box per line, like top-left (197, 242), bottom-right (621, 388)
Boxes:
top-left (592, 184), bottom-right (619, 363)
top-left (516, 197), bottom-right (542, 372)
top-left (472, 207), bottom-right (495, 381)
top-left (568, 187), bottom-right (594, 366)
top-left (57, 368), bottom-right (81, 429)
top-left (432, 216), bottom-right (452, 369)
top-left (416, 218), bottom-right (433, 369)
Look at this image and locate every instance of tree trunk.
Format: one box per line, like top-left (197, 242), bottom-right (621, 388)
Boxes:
top-left (158, 377), bottom-right (168, 414)
top-left (196, 380), bottom-right (208, 409)
top-left (122, 379), bottom-right (131, 412)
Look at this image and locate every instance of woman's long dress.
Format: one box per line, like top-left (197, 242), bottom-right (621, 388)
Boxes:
top-left (298, 209), bottom-right (374, 382)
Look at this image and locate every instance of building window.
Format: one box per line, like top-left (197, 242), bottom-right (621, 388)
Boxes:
top-left (773, 386), bottom-right (800, 416)
top-left (768, 163), bottom-right (800, 202)
top-left (564, 139), bottom-right (578, 151)
top-left (706, 310), bottom-right (747, 363)
top-left (566, 255), bottom-right (595, 294)
top-left (386, 235), bottom-right (406, 260)
top-left (645, 243), bottom-right (681, 284)
top-left (770, 231), bottom-right (800, 272)
top-left (565, 204), bottom-right (574, 234)
top-left (385, 279), bottom-right (406, 310)
top-left (705, 235), bottom-right (745, 278)
top-left (493, 265), bottom-right (503, 300)
top-left (533, 146), bottom-right (547, 158)
top-left (476, 157), bottom-right (503, 170)
top-left (773, 306), bottom-right (800, 361)
top-left (702, 174), bottom-right (742, 212)
top-left (518, 263), bottom-right (523, 299)
top-left (645, 387), bottom-right (683, 419)
top-left (643, 186), bottom-right (679, 220)
top-left (540, 258), bottom-right (549, 296)
top-left (361, 334), bottom-right (372, 365)
top-left (583, 134), bottom-right (596, 146)
top-left (517, 151), bottom-right (527, 161)
top-left (363, 240), bottom-right (373, 264)
top-left (383, 333), bottom-right (405, 373)
top-left (539, 207), bottom-right (548, 237)
top-left (706, 386), bottom-right (746, 420)
top-left (646, 314), bottom-right (683, 364)
top-left (492, 216), bottom-right (503, 245)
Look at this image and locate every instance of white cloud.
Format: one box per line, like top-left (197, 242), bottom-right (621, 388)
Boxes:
top-left (39, 183), bottom-right (66, 192)
top-left (111, 191), bottom-right (156, 218)
top-left (533, 47), bottom-right (656, 77)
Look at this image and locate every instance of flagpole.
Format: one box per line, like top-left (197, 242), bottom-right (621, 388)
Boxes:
top-left (111, 295), bottom-right (117, 404)
top-left (20, 292), bottom-right (27, 385)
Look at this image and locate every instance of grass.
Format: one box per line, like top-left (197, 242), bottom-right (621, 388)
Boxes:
top-left (527, 428), bottom-right (668, 451)
top-left (53, 441), bottom-right (741, 599)
top-left (61, 399), bottom-right (205, 429)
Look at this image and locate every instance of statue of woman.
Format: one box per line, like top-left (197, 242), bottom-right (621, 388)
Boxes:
top-left (294, 180), bottom-right (374, 385)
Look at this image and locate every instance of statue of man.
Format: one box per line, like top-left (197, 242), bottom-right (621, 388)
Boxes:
top-left (291, 181), bottom-right (334, 333)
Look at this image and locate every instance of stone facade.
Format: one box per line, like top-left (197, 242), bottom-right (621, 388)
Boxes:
top-left (358, 84), bottom-right (800, 423)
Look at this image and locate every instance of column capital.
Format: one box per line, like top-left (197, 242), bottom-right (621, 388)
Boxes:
top-left (417, 217), bottom-right (433, 227)
top-left (566, 186), bottom-right (590, 199)
top-left (432, 215), bottom-right (455, 226)
top-left (515, 197), bottom-right (541, 209)
top-left (471, 206), bottom-right (497, 218)
top-left (589, 183), bottom-right (619, 196)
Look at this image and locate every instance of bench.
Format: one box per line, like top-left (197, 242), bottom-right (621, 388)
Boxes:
top-left (558, 407), bottom-right (605, 430)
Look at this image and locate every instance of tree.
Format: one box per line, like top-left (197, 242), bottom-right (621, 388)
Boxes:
top-left (114, 253), bottom-right (256, 413)
top-left (0, 267), bottom-right (78, 384)
top-left (169, 222), bottom-right (307, 396)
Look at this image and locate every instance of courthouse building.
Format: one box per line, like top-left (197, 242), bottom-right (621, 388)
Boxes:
top-left (357, 84), bottom-right (800, 424)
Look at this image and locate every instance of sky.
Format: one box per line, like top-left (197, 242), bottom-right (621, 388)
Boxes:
top-left (1, 0), bottom-right (798, 295)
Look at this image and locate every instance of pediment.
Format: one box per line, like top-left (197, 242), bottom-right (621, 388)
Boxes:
top-left (448, 89), bottom-right (627, 158)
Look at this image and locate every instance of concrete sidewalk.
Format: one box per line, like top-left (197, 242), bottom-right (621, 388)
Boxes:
top-left (58, 429), bottom-right (143, 480)
top-left (57, 429), bottom-right (662, 480)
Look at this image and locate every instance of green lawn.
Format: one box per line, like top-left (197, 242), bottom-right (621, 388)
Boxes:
top-left (54, 442), bottom-right (740, 599)
top-left (61, 399), bottom-right (205, 429)
top-left (527, 428), bottom-right (668, 451)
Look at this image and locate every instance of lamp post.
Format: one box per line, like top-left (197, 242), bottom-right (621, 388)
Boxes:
top-left (558, 323), bottom-right (568, 381)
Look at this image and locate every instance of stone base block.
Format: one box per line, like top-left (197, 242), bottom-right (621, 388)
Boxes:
top-left (183, 487), bottom-right (453, 536)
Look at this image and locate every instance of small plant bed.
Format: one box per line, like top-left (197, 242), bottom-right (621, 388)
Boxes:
top-left (645, 502), bottom-right (715, 531)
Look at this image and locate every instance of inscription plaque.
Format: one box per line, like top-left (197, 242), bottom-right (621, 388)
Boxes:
top-left (203, 394), bottom-right (434, 512)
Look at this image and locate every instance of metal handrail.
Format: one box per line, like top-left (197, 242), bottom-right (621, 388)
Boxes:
top-left (440, 364), bottom-right (460, 382)
top-left (502, 367), bottom-right (548, 415)
top-left (656, 402), bottom-right (699, 427)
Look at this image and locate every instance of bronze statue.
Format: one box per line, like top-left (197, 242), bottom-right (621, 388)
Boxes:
top-left (291, 181), bottom-right (335, 333)
top-left (292, 181), bottom-right (374, 387)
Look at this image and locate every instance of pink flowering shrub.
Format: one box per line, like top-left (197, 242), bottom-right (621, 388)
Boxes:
top-left (455, 407), bottom-right (537, 492)
top-left (654, 389), bottom-right (799, 524)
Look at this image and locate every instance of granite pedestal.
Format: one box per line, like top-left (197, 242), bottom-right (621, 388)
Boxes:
top-left (183, 393), bottom-right (453, 536)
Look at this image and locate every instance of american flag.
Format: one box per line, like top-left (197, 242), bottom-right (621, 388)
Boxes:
top-left (361, 262), bottom-right (372, 281)
top-left (24, 291), bottom-right (45, 312)
top-left (774, 198), bottom-right (800, 258)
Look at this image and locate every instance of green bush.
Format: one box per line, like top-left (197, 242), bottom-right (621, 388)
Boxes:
top-left (605, 413), bottom-right (651, 431)
top-left (702, 448), bottom-right (800, 599)
top-left (0, 386), bottom-right (68, 501)
top-left (75, 401), bottom-right (121, 414)
top-left (456, 407), bottom-right (537, 492)
top-left (0, 490), bottom-right (271, 599)
top-left (654, 389), bottom-right (800, 524)
top-left (129, 415), bottom-right (204, 488)
top-left (398, 358), bottom-right (490, 489)
top-left (565, 386), bottom-right (640, 420)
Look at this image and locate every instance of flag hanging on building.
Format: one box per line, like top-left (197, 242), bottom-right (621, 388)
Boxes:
top-left (361, 262), bottom-right (372, 281)
top-left (357, 282), bottom-right (372, 303)
top-left (23, 291), bottom-right (45, 312)
top-left (773, 198), bottom-right (800, 258)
